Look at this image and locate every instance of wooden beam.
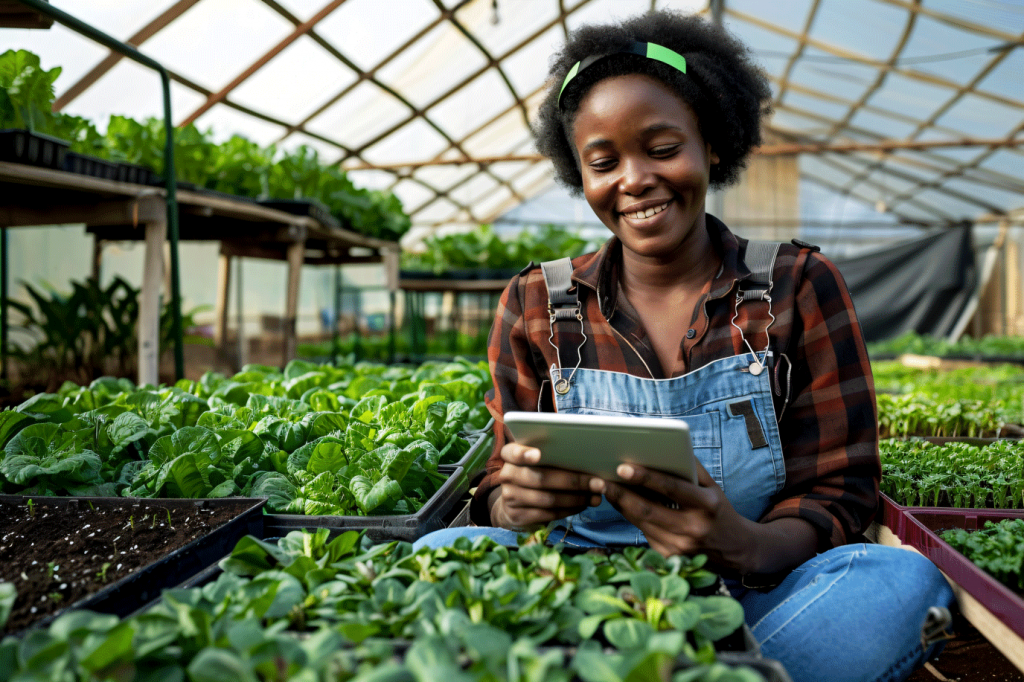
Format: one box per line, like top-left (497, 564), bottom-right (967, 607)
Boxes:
top-left (283, 240), bottom-right (305, 365)
top-left (179, 0), bottom-right (348, 126)
top-left (345, 136), bottom-right (1024, 172)
top-left (0, 197), bottom-right (165, 229)
top-left (53, 0), bottom-right (201, 111)
top-left (138, 217), bottom-right (167, 386)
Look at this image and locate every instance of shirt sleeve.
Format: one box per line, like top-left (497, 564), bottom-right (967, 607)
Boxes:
top-left (469, 273), bottom-right (546, 526)
top-left (760, 251), bottom-right (881, 550)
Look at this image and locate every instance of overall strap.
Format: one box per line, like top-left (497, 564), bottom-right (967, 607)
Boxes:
top-left (541, 257), bottom-right (579, 320)
top-left (541, 257), bottom-right (585, 395)
top-left (740, 240), bottom-right (782, 301)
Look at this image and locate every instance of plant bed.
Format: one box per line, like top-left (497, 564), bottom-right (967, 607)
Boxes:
top-left (0, 129), bottom-right (68, 169)
top-left (880, 438), bottom-right (1024, 511)
top-left (263, 465), bottom-right (470, 542)
top-left (898, 509), bottom-right (1024, 671)
top-left (0, 495), bottom-right (265, 635)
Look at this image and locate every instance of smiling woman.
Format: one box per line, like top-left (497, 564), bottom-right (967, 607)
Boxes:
top-left (414, 9), bottom-right (955, 682)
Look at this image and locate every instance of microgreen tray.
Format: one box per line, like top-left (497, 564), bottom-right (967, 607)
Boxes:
top-left (263, 466), bottom-right (470, 542)
top-left (0, 495), bottom-right (265, 634)
top-left (900, 509), bottom-right (1024, 640)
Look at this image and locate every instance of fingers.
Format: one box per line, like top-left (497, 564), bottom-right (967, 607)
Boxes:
top-left (499, 443), bottom-right (595, 492)
top-left (599, 480), bottom-right (712, 540)
top-left (596, 463), bottom-right (719, 512)
top-left (493, 486), bottom-right (592, 530)
top-left (500, 483), bottom-right (599, 510)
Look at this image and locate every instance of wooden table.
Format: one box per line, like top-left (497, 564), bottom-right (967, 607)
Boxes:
top-left (0, 161), bottom-right (399, 384)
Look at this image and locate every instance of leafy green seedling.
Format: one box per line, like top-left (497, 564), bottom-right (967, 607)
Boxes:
top-left (96, 562), bottom-right (111, 584)
top-left (47, 592), bottom-right (63, 604)
top-left (26, 499), bottom-right (35, 518)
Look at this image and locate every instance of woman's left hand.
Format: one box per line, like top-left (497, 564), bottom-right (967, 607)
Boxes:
top-left (593, 462), bottom-right (757, 572)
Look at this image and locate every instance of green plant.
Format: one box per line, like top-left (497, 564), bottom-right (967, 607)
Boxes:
top-left (880, 439), bottom-right (1024, 508)
top-left (0, 49), bottom-right (61, 133)
top-left (25, 498), bottom-right (33, 518)
top-left (868, 331), bottom-right (1024, 359)
top-left (942, 519), bottom-right (1024, 591)
top-left (46, 591), bottom-right (63, 604)
top-left (5, 275), bottom-right (209, 392)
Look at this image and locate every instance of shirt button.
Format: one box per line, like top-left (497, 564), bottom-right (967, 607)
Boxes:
top-left (686, 329), bottom-right (696, 339)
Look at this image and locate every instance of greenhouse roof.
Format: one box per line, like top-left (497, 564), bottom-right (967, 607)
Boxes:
top-left (3, 0), bottom-right (1022, 234)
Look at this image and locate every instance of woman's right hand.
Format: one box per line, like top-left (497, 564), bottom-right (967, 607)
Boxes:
top-left (489, 442), bottom-right (602, 530)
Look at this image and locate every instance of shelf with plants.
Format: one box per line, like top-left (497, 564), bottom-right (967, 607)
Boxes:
top-left (0, 527), bottom-right (792, 681)
top-left (0, 358), bottom-right (493, 544)
top-left (1, 49), bottom-right (410, 242)
top-left (867, 331), bottom-right (1024, 365)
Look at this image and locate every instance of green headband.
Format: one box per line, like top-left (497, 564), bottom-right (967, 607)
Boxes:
top-left (557, 41), bottom-right (687, 110)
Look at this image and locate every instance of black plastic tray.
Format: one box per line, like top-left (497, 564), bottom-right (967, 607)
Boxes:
top-left (437, 422), bottom-right (493, 477)
top-left (263, 466), bottom-right (470, 542)
top-left (115, 161), bottom-right (156, 185)
top-left (0, 129), bottom-right (69, 169)
top-left (0, 495), bottom-right (266, 632)
top-left (61, 151), bottom-right (119, 180)
top-left (257, 198), bottom-right (339, 228)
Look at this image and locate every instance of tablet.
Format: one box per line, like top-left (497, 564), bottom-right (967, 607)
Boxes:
top-left (503, 411), bottom-right (696, 483)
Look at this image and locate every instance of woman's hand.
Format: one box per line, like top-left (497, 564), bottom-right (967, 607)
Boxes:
top-left (490, 442), bottom-right (602, 531)
top-left (594, 461), bottom-right (759, 572)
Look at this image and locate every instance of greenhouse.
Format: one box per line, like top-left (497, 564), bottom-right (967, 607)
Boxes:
top-left (0, 0), bottom-right (1022, 680)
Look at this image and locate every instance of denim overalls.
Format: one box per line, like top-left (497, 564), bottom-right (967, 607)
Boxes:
top-left (415, 240), bottom-right (955, 682)
top-left (538, 242), bottom-right (786, 547)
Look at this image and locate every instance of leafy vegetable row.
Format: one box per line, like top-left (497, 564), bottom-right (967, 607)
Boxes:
top-left (1, 49), bottom-right (410, 241)
top-left (0, 529), bottom-right (765, 682)
top-left (0, 358), bottom-right (492, 517)
top-left (876, 393), bottom-right (1020, 439)
top-left (880, 439), bottom-right (1024, 509)
top-left (868, 331), bottom-right (1024, 360)
top-left (942, 519), bottom-right (1024, 592)
top-left (401, 224), bottom-right (602, 275)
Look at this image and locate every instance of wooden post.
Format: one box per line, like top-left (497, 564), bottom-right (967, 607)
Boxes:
top-left (139, 217), bottom-right (167, 386)
top-left (91, 237), bottom-right (104, 282)
top-left (214, 250), bottom-right (231, 351)
top-left (283, 240), bottom-right (304, 365)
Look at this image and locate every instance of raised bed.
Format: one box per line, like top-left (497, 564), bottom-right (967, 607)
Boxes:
top-left (263, 465), bottom-right (471, 542)
top-left (0, 495), bottom-right (265, 635)
top-left (0, 129), bottom-right (68, 169)
top-left (890, 509), bottom-right (1024, 673)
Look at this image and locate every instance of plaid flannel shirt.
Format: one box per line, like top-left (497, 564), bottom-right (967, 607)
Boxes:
top-left (471, 216), bottom-right (880, 550)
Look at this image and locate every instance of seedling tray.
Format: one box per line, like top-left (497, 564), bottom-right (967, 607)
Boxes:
top-left (899, 509), bottom-right (1024, 672)
top-left (115, 161), bottom-right (156, 185)
top-left (264, 465), bottom-right (470, 542)
top-left (0, 129), bottom-right (68, 169)
top-left (257, 198), bottom-right (338, 227)
top-left (61, 151), bottom-right (119, 180)
top-left (0, 495), bottom-right (265, 634)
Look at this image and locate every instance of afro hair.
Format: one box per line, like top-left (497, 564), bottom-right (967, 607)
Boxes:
top-left (533, 10), bottom-right (772, 193)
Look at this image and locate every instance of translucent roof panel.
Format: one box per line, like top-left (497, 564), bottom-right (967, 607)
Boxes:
top-left (1, 0), bottom-right (1019, 234)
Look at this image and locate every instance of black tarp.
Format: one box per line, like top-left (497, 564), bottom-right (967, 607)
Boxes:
top-left (830, 224), bottom-right (976, 342)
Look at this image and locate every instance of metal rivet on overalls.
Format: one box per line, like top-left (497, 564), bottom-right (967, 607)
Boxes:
top-left (686, 329), bottom-right (695, 339)
top-left (554, 378), bottom-right (571, 394)
top-left (748, 361), bottom-right (764, 376)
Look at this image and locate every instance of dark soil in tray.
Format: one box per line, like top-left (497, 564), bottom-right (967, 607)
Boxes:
top-left (906, 618), bottom-right (1024, 681)
top-left (0, 499), bottom-right (248, 634)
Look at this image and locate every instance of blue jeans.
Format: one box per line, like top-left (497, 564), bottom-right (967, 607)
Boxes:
top-left (414, 529), bottom-right (954, 682)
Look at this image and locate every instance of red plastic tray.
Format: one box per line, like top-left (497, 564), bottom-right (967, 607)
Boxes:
top-left (900, 508), bottom-right (1024, 639)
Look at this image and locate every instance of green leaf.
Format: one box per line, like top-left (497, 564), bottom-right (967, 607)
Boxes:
top-left (187, 648), bottom-right (259, 682)
top-left (603, 618), bottom-right (654, 651)
top-left (0, 582), bottom-right (15, 629)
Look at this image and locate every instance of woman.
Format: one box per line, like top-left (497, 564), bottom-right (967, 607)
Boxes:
top-left (417, 10), bottom-right (953, 682)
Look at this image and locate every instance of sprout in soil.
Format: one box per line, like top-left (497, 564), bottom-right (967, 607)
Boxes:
top-left (128, 515), bottom-right (134, 531)
top-left (47, 592), bottom-right (63, 604)
top-left (46, 562), bottom-right (57, 579)
top-left (26, 499), bottom-right (35, 518)
top-left (150, 514), bottom-right (156, 530)
top-left (165, 508), bottom-right (174, 529)
top-left (96, 562), bottom-right (111, 584)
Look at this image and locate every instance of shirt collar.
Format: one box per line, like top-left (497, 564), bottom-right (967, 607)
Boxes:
top-left (571, 214), bottom-right (752, 317)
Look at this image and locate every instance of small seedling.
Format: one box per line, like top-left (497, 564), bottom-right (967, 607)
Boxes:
top-left (128, 515), bottom-right (134, 530)
top-left (96, 562), bottom-right (111, 583)
top-left (46, 562), bottom-right (57, 579)
top-left (150, 513), bottom-right (157, 529)
top-left (26, 499), bottom-right (35, 518)
top-left (47, 592), bottom-right (63, 604)
top-left (165, 508), bottom-right (174, 529)
top-left (87, 501), bottom-right (95, 511)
